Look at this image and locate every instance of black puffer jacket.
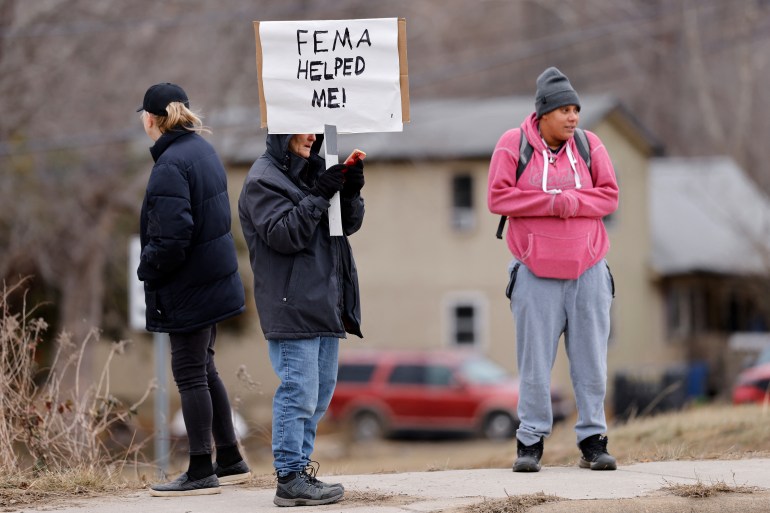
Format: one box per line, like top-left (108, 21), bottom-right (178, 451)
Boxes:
top-left (138, 130), bottom-right (245, 333)
top-left (237, 134), bottom-right (364, 340)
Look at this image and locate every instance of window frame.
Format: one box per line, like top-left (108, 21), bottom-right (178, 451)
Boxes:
top-left (451, 172), bottom-right (476, 232)
top-left (442, 292), bottom-right (488, 349)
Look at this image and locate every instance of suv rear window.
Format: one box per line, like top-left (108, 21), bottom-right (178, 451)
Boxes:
top-left (337, 363), bottom-right (376, 383)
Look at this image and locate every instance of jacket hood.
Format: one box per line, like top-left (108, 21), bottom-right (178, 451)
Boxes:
top-left (265, 133), bottom-right (325, 164)
top-left (521, 112), bottom-right (550, 154)
top-left (265, 133), bottom-right (293, 162)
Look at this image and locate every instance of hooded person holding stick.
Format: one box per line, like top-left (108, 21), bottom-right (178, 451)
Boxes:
top-left (238, 133), bottom-right (365, 507)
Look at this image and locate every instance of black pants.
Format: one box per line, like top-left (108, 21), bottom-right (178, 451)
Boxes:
top-left (169, 325), bottom-right (238, 456)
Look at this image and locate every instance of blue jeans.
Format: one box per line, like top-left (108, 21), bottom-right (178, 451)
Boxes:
top-left (268, 337), bottom-right (339, 476)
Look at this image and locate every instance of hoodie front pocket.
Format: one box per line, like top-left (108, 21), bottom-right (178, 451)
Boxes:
top-left (522, 232), bottom-right (596, 280)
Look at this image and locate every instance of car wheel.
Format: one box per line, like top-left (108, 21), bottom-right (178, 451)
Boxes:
top-left (352, 411), bottom-right (384, 441)
top-left (482, 411), bottom-right (517, 440)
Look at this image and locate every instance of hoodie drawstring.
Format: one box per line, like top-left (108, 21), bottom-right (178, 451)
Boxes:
top-left (540, 140), bottom-right (582, 194)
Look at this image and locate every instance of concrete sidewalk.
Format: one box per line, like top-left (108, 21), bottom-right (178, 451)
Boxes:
top-left (34, 458), bottom-right (770, 512)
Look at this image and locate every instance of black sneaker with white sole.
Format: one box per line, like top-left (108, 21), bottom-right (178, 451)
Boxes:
top-left (149, 473), bottom-right (221, 497)
top-left (274, 470), bottom-right (344, 507)
top-left (578, 434), bottom-right (617, 470)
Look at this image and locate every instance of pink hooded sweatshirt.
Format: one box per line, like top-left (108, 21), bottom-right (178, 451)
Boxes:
top-left (488, 113), bottom-right (619, 280)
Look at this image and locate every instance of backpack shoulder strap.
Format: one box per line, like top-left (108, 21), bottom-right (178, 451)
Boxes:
top-left (573, 127), bottom-right (591, 176)
top-left (515, 130), bottom-right (534, 184)
top-left (497, 131), bottom-right (533, 239)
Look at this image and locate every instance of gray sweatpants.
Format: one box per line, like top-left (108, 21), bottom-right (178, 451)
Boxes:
top-left (507, 259), bottom-right (614, 446)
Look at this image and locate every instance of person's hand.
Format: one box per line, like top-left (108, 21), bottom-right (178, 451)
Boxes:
top-left (309, 164), bottom-right (345, 200)
top-left (342, 159), bottom-right (364, 197)
top-left (553, 189), bottom-right (579, 218)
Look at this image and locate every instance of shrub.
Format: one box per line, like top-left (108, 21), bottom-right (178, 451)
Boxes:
top-left (0, 279), bottom-right (151, 474)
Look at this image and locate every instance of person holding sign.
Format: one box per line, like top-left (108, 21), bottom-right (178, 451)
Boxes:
top-left (238, 133), bottom-right (365, 507)
top-left (136, 83), bottom-right (250, 497)
top-left (487, 68), bottom-right (619, 473)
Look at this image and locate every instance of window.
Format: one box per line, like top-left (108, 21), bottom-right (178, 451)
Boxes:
top-left (388, 364), bottom-right (425, 385)
top-left (665, 284), bottom-right (694, 338)
top-left (337, 364), bottom-right (376, 383)
top-left (444, 293), bottom-right (488, 348)
top-left (455, 305), bottom-right (476, 345)
top-left (425, 365), bottom-right (454, 387)
top-left (452, 173), bottom-right (475, 231)
top-left (387, 364), bottom-right (455, 388)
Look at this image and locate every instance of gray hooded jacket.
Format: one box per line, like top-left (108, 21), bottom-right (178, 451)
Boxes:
top-left (237, 134), bottom-right (364, 340)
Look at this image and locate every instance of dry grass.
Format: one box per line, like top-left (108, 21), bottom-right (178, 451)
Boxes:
top-left (342, 489), bottom-right (418, 507)
top-left (661, 475), bottom-right (759, 498)
top-left (535, 403), bottom-right (770, 468)
top-left (462, 491), bottom-right (561, 513)
top-left (0, 466), bottom-right (137, 508)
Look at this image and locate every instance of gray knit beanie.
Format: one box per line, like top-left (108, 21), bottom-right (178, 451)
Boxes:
top-left (535, 67), bottom-right (580, 118)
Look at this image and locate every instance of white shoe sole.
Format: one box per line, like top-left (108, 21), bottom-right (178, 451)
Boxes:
top-left (218, 472), bottom-right (252, 485)
top-left (149, 486), bottom-right (221, 497)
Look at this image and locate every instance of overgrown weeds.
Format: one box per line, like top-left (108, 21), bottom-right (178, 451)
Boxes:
top-left (0, 278), bottom-right (152, 488)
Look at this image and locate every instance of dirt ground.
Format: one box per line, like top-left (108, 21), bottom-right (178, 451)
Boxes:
top-left (243, 432), bottom-right (523, 476)
top-left (222, 403), bottom-right (770, 478)
top-left (143, 404), bottom-right (770, 483)
top-left (159, 430), bottom-right (521, 481)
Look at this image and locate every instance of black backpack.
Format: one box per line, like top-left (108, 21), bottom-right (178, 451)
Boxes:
top-left (495, 128), bottom-right (592, 239)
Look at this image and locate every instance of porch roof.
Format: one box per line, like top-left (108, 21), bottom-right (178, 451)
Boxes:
top-left (650, 156), bottom-right (770, 276)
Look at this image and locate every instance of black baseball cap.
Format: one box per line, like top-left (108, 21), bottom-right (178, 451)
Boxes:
top-left (137, 83), bottom-right (190, 116)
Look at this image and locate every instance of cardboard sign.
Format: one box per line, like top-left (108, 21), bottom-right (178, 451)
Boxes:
top-left (255, 18), bottom-right (409, 134)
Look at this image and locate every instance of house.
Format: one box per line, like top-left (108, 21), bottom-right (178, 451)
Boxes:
top-left (218, 95), bottom-right (668, 412)
top-left (649, 156), bottom-right (770, 396)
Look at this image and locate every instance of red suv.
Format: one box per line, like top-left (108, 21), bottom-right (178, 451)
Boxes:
top-left (326, 349), bottom-right (571, 440)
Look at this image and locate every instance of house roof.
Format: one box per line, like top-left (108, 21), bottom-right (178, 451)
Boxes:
top-left (650, 156), bottom-right (770, 276)
top-left (214, 94), bottom-right (660, 164)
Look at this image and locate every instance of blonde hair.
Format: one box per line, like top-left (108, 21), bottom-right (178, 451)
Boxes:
top-left (154, 102), bottom-right (211, 135)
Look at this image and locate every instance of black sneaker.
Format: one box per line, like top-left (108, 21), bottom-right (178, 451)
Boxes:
top-left (578, 434), bottom-right (617, 470)
top-left (149, 472), bottom-right (221, 497)
top-left (513, 437), bottom-right (543, 472)
top-left (213, 460), bottom-right (252, 485)
top-left (304, 461), bottom-right (344, 492)
top-left (274, 470), bottom-right (344, 507)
